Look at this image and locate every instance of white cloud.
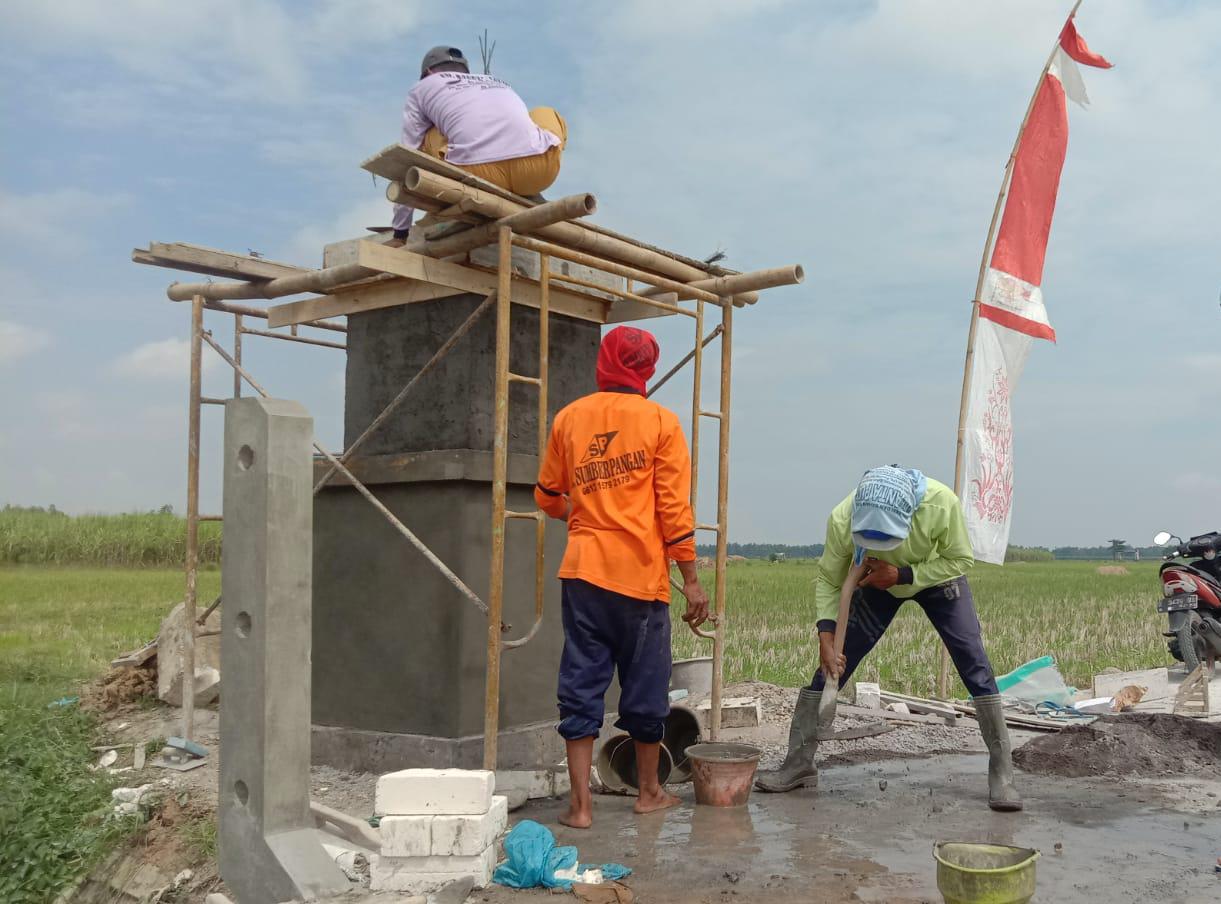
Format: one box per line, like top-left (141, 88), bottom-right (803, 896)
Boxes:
top-left (112, 338), bottom-right (220, 380)
top-left (3, 0), bottom-right (429, 104)
top-left (0, 188), bottom-right (129, 251)
top-left (0, 320), bottom-right (52, 365)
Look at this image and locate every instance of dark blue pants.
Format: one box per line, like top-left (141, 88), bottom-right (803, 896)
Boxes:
top-left (557, 578), bottom-right (671, 744)
top-left (810, 576), bottom-right (999, 697)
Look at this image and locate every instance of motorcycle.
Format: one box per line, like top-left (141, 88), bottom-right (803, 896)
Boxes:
top-left (1152, 529), bottom-right (1221, 673)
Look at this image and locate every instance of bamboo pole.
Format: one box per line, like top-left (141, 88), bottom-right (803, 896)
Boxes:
top-left (239, 326), bottom-right (346, 350)
top-left (387, 186), bottom-right (597, 258)
top-left (484, 226), bottom-right (513, 770)
top-left (675, 265), bottom-right (803, 299)
top-left (182, 296), bottom-right (203, 741)
top-left (690, 301), bottom-right (705, 510)
top-left (168, 262), bottom-right (378, 302)
top-left (503, 255), bottom-right (550, 653)
top-left (546, 271), bottom-right (699, 318)
top-left (709, 297), bottom-right (734, 739)
top-left (201, 299), bottom-right (346, 333)
top-left (402, 168), bottom-right (762, 303)
top-left (941, 0), bottom-right (1082, 699)
top-left (511, 234), bottom-right (722, 305)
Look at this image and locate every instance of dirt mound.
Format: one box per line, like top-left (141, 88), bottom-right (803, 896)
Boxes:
top-left (1014, 713), bottom-right (1221, 778)
top-left (83, 665), bottom-right (157, 711)
top-left (1096, 565), bottom-right (1129, 575)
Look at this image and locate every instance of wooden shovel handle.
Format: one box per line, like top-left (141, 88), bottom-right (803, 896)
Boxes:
top-left (825, 561), bottom-right (867, 679)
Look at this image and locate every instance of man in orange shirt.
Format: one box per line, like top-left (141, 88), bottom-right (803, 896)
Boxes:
top-left (535, 326), bottom-right (710, 828)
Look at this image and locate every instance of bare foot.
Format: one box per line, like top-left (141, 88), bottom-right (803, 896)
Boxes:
top-left (633, 788), bottom-right (681, 815)
top-left (559, 805), bottom-right (592, 829)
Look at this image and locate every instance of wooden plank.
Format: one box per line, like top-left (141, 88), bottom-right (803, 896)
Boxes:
top-left (1093, 667), bottom-right (1169, 703)
top-left (358, 242), bottom-right (609, 322)
top-left (879, 691), bottom-right (960, 718)
top-left (268, 278), bottom-right (460, 328)
top-left (133, 242), bottom-right (305, 281)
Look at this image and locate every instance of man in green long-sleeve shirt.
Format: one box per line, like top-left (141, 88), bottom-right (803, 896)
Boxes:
top-left (755, 465), bottom-right (1022, 811)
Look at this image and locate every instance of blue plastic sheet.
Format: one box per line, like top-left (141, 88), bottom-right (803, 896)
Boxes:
top-left (493, 820), bottom-right (631, 889)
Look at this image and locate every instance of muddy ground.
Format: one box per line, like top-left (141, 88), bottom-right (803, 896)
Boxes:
top-left (83, 681), bottom-right (1221, 903)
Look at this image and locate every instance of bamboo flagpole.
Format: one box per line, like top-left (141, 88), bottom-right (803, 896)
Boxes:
top-left (940, 0), bottom-right (1086, 698)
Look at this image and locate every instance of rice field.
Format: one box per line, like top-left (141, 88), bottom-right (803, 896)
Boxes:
top-left (672, 559), bottom-right (1168, 698)
top-left (0, 559), bottom-right (1166, 707)
top-left (0, 509), bottom-right (221, 568)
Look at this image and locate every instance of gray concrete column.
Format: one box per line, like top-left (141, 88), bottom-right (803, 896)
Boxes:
top-left (219, 397), bottom-right (349, 903)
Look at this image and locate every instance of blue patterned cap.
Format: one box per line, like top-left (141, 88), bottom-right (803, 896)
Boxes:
top-left (851, 466), bottom-right (928, 550)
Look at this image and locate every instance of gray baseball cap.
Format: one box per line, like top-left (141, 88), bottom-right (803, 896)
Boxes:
top-left (420, 45), bottom-right (469, 77)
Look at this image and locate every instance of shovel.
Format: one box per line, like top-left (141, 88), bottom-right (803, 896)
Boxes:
top-left (816, 559), bottom-right (868, 735)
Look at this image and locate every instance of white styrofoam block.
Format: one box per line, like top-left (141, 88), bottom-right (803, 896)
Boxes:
top-left (432, 795), bottom-right (508, 856)
top-left (371, 845), bottom-right (497, 893)
top-left (379, 814), bottom-right (434, 857)
top-left (856, 682), bottom-right (882, 709)
top-left (375, 768), bottom-right (495, 816)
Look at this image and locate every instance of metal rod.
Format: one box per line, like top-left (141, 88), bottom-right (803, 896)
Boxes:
top-left (239, 325), bottom-right (347, 350)
top-left (197, 593), bottom-right (222, 625)
top-left (233, 314), bottom-right (243, 398)
top-left (647, 324), bottom-right (722, 398)
top-left (511, 234), bottom-right (721, 305)
top-left (201, 397), bottom-right (227, 406)
top-left (183, 296), bottom-right (203, 742)
top-left (200, 330), bottom-right (489, 616)
top-left (484, 225), bottom-right (513, 769)
top-left (710, 296), bottom-right (734, 741)
top-left (313, 293), bottom-right (495, 493)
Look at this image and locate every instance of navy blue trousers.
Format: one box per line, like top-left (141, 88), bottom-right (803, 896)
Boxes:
top-left (557, 578), bottom-right (671, 744)
top-left (811, 576), bottom-right (999, 697)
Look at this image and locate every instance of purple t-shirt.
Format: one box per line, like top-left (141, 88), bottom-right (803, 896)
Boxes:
top-left (391, 72), bottom-right (560, 231)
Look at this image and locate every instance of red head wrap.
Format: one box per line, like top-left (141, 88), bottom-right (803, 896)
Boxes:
top-left (596, 326), bottom-right (660, 395)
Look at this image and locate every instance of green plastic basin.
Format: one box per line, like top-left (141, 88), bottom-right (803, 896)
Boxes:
top-left (933, 841), bottom-right (1040, 904)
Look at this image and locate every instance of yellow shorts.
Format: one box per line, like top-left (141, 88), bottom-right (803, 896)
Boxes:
top-left (421, 107), bottom-right (567, 197)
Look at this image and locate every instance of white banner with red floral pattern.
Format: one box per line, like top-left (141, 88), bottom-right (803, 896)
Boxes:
top-left (963, 312), bottom-right (1034, 564)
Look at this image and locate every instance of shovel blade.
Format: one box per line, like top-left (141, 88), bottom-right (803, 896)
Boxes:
top-left (816, 676), bottom-right (838, 728)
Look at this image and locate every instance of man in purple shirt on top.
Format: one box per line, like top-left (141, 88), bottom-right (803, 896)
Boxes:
top-left (388, 46), bottom-right (567, 245)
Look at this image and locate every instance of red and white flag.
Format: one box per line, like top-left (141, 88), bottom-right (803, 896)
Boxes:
top-left (963, 14), bottom-right (1112, 564)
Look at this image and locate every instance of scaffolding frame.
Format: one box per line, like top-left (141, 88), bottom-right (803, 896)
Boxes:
top-left (139, 160), bottom-right (802, 766)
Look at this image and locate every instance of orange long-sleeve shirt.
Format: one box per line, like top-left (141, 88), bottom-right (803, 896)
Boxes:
top-left (534, 390), bottom-right (697, 603)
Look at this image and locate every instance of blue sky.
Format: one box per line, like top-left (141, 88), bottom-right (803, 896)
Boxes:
top-left (0, 0), bottom-right (1217, 547)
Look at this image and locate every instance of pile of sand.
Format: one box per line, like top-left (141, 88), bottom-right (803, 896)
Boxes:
top-left (1014, 713), bottom-right (1221, 778)
top-left (83, 665), bottom-right (157, 711)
